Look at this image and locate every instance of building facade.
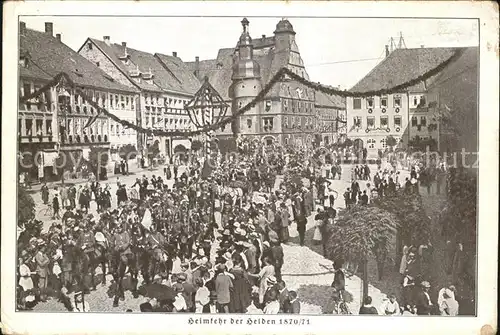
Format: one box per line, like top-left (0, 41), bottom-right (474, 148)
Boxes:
top-left (19, 22), bottom-right (139, 182)
top-left (345, 47), bottom-right (472, 154)
top-left (79, 38), bottom-right (200, 159)
top-left (188, 18), bottom-right (344, 147)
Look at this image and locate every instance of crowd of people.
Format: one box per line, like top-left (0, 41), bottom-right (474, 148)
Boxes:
top-left (17, 140), bottom-right (465, 316)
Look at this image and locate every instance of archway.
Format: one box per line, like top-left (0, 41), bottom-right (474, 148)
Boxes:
top-left (353, 138), bottom-right (364, 150)
top-left (174, 144), bottom-right (187, 153)
top-left (262, 135), bottom-right (276, 146)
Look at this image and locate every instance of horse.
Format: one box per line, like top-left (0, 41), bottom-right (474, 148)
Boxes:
top-left (111, 227), bottom-right (142, 307)
top-left (72, 242), bottom-right (109, 293)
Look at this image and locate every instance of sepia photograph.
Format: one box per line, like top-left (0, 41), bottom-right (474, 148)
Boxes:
top-left (2, 2), bottom-right (498, 335)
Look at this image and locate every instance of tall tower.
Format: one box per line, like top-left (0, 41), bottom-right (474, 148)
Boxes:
top-left (231, 18), bottom-right (262, 136)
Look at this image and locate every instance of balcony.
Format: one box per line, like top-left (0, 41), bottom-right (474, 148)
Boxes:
top-left (19, 134), bottom-right (55, 144)
top-left (59, 132), bottom-right (109, 147)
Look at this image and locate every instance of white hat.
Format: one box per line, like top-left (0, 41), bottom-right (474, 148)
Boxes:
top-left (94, 232), bottom-right (106, 243)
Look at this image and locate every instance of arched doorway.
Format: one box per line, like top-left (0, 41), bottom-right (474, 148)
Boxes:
top-left (262, 135), bottom-right (276, 146)
top-left (353, 138), bottom-right (364, 150)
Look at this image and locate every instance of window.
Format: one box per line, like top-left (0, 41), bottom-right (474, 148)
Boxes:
top-left (96, 61), bottom-right (100, 67)
top-left (394, 116), bottom-right (402, 127)
top-left (367, 116), bottom-right (375, 129)
top-left (110, 124), bottom-right (115, 134)
top-left (36, 120), bottom-right (43, 136)
top-left (380, 96), bottom-right (388, 108)
top-left (263, 117), bottom-right (274, 131)
top-left (353, 98), bottom-right (361, 110)
top-left (23, 83), bottom-right (31, 97)
top-left (411, 116), bottom-right (418, 127)
top-left (46, 119), bottom-right (52, 135)
top-left (394, 95), bottom-right (401, 107)
top-left (421, 116), bottom-right (427, 126)
top-left (366, 97), bottom-right (374, 108)
top-left (87, 42), bottom-right (93, 50)
top-left (413, 96), bottom-right (419, 107)
top-left (418, 96), bottom-right (426, 108)
top-left (353, 116), bottom-right (362, 128)
top-left (380, 116), bottom-right (388, 128)
top-left (25, 119), bottom-right (33, 136)
top-left (247, 118), bottom-right (252, 129)
top-left (381, 138), bottom-right (387, 149)
top-left (367, 138), bottom-right (376, 149)
top-left (116, 125), bottom-right (120, 135)
top-left (284, 116), bottom-right (289, 128)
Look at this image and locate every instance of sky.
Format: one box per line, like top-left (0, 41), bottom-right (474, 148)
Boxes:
top-left (20, 16), bottom-right (478, 89)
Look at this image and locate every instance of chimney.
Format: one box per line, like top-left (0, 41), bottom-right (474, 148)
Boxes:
top-left (172, 51), bottom-right (177, 57)
top-left (56, 33), bottom-right (61, 42)
top-left (385, 45), bottom-right (389, 57)
top-left (122, 42), bottom-right (127, 48)
top-left (262, 34), bottom-right (266, 39)
top-left (45, 22), bottom-right (53, 36)
top-left (20, 22), bottom-right (26, 35)
top-left (194, 56), bottom-right (200, 78)
top-left (103, 36), bottom-right (110, 45)
top-left (421, 45), bottom-right (425, 48)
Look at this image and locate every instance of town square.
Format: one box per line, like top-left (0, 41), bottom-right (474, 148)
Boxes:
top-left (14, 15), bottom-right (478, 317)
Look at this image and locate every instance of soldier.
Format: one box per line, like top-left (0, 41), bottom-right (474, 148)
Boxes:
top-left (77, 223), bottom-right (97, 291)
top-left (145, 225), bottom-right (166, 265)
top-left (112, 223), bottom-right (133, 268)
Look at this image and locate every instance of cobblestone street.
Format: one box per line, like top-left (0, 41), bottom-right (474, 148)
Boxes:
top-left (32, 163), bottom-right (412, 314)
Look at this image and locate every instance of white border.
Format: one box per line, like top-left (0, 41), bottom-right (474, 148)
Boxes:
top-left (2, 2), bottom-right (498, 335)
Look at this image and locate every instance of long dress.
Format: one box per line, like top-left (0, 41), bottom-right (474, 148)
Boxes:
top-left (229, 267), bottom-right (252, 313)
top-left (258, 265), bottom-right (275, 304)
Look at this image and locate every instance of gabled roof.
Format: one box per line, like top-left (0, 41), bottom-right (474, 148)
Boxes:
top-left (21, 29), bottom-right (137, 93)
top-left (349, 47), bottom-right (460, 93)
top-left (315, 91), bottom-right (345, 109)
top-left (87, 39), bottom-right (200, 96)
top-left (19, 52), bottom-right (52, 81)
top-left (87, 38), bottom-right (164, 93)
top-left (154, 53), bottom-right (201, 94)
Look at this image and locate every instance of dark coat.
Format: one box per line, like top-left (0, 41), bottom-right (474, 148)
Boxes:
top-left (414, 289), bottom-right (433, 315)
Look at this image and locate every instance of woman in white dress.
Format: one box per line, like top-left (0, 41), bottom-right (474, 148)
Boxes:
top-left (18, 257), bottom-right (34, 291)
top-left (263, 289), bottom-right (280, 314)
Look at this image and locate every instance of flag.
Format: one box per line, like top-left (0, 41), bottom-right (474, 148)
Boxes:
top-left (141, 208), bottom-right (152, 230)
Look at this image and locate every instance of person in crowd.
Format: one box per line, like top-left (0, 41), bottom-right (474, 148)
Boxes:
top-left (172, 283), bottom-right (187, 312)
top-left (439, 288), bottom-right (459, 316)
top-left (41, 183), bottom-right (49, 205)
top-left (71, 291), bottom-right (90, 312)
top-left (277, 280), bottom-right (289, 313)
top-left (214, 264), bottom-right (232, 313)
top-left (284, 290), bottom-right (300, 314)
top-left (202, 292), bottom-right (219, 313)
top-left (359, 296), bottom-right (379, 314)
top-left (52, 192), bottom-right (61, 219)
top-left (263, 288), bottom-right (280, 314)
top-left (414, 281), bottom-right (434, 315)
top-left (380, 294), bottom-right (400, 316)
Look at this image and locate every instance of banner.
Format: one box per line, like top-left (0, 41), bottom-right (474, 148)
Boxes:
top-left (141, 208), bottom-right (152, 230)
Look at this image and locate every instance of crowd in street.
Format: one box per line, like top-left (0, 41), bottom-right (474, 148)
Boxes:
top-left (17, 141), bottom-right (465, 316)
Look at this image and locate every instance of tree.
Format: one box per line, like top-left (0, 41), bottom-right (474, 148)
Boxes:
top-left (18, 186), bottom-right (35, 226)
top-left (119, 144), bottom-right (137, 160)
top-left (386, 135), bottom-right (397, 147)
top-left (325, 205), bottom-right (399, 300)
top-left (191, 140), bottom-right (203, 152)
top-left (372, 190), bottom-right (431, 261)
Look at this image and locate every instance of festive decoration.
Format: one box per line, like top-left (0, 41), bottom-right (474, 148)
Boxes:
top-left (20, 48), bottom-right (463, 138)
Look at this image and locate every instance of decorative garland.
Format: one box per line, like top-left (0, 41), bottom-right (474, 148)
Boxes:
top-left (20, 48), bottom-right (464, 138)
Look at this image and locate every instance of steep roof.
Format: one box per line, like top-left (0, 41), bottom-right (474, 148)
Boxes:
top-left (20, 29), bottom-right (137, 93)
top-left (88, 38), bottom-right (163, 93)
top-left (154, 53), bottom-right (201, 94)
top-left (315, 91), bottom-right (345, 109)
top-left (19, 53), bottom-right (52, 81)
top-left (350, 47), bottom-right (460, 93)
